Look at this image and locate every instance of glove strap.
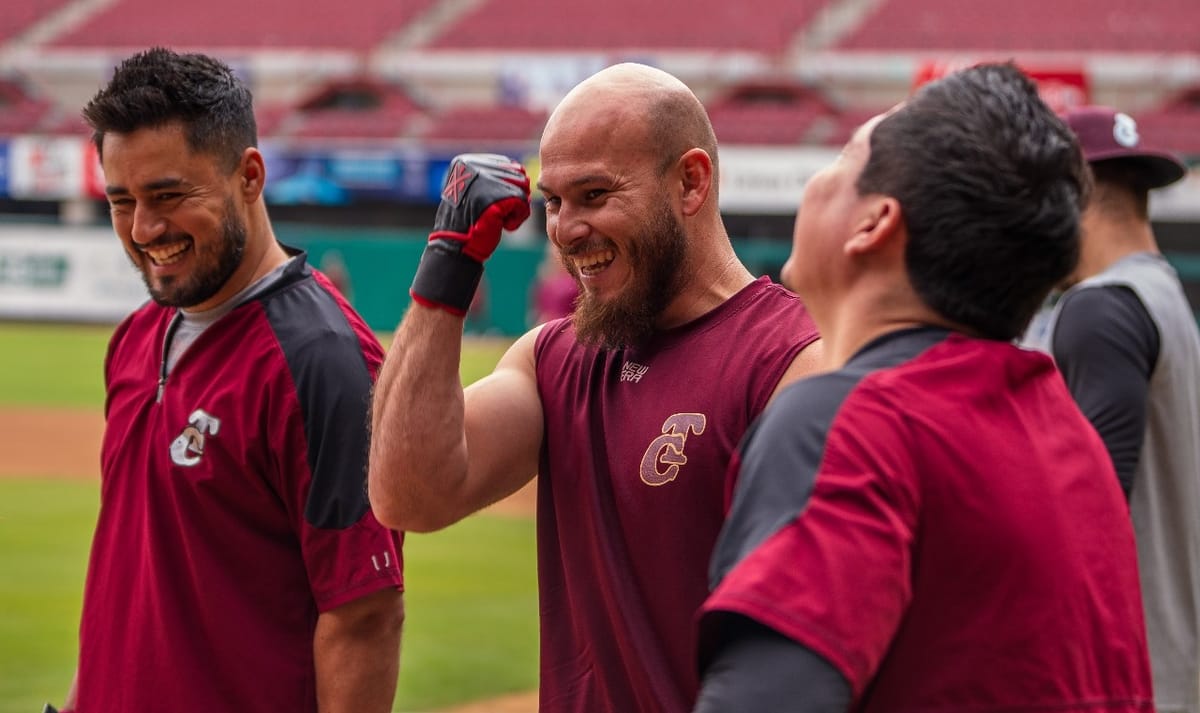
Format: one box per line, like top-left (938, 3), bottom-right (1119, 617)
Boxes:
top-left (410, 242), bottom-right (485, 316)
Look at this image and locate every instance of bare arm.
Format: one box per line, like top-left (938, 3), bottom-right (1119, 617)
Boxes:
top-left (314, 588), bottom-right (405, 713)
top-left (368, 304), bottom-right (544, 532)
top-left (768, 338), bottom-right (826, 402)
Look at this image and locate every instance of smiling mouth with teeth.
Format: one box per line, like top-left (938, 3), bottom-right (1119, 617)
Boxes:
top-left (142, 241), bottom-right (191, 266)
top-left (574, 249), bottom-right (615, 276)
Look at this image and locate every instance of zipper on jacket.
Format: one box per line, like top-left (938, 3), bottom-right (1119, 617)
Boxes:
top-left (157, 313), bottom-right (182, 404)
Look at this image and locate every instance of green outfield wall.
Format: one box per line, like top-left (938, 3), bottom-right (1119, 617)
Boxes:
top-left (278, 225), bottom-right (797, 336)
top-left (5, 223), bottom-right (1200, 337)
top-left (278, 225), bottom-right (547, 336)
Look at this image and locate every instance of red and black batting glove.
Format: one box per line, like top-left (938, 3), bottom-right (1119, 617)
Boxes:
top-left (410, 153), bottom-right (532, 315)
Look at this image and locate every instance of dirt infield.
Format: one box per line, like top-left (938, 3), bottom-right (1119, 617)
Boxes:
top-left (439, 690), bottom-right (539, 712)
top-left (0, 404), bottom-right (539, 713)
top-left (0, 406), bottom-right (104, 479)
top-left (0, 405), bottom-right (537, 514)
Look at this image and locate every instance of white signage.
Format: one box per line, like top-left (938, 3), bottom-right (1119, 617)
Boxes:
top-left (717, 146), bottom-right (840, 214)
top-left (0, 225), bottom-right (148, 322)
top-left (8, 137), bottom-right (87, 200)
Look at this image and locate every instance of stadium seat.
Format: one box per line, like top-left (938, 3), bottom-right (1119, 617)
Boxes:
top-left (0, 0), bottom-right (74, 44)
top-left (427, 0), bottom-right (832, 54)
top-left (419, 104), bottom-right (548, 148)
top-left (1138, 90), bottom-right (1200, 156)
top-left (707, 81), bottom-right (834, 145)
top-left (274, 79), bottom-right (424, 140)
top-left (0, 79), bottom-right (52, 137)
top-left (48, 0), bottom-right (438, 49)
top-left (835, 0), bottom-right (1199, 51)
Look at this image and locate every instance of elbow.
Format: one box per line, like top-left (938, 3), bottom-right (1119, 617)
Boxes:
top-left (378, 506), bottom-right (462, 534)
top-left (367, 473), bottom-right (462, 534)
top-left (368, 482), bottom-right (413, 532)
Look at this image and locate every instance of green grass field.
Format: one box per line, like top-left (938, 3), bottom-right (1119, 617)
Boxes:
top-left (0, 322), bottom-right (533, 713)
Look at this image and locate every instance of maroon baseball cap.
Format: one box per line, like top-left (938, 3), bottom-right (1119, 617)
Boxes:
top-left (1062, 105), bottom-right (1188, 189)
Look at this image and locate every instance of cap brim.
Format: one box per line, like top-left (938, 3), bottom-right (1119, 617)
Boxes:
top-left (1089, 152), bottom-right (1188, 189)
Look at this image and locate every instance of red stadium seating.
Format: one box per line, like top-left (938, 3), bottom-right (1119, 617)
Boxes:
top-left (0, 80), bottom-right (52, 137)
top-left (817, 107), bottom-right (889, 147)
top-left (49, 0), bottom-right (437, 49)
top-left (33, 110), bottom-right (91, 137)
top-left (0, 0), bottom-right (73, 44)
top-left (707, 82), bottom-right (834, 145)
top-left (836, 0), bottom-right (1200, 52)
top-left (270, 79), bottom-right (424, 140)
top-left (428, 0), bottom-right (832, 53)
top-left (1138, 89), bottom-right (1200, 156)
top-left (420, 104), bottom-right (548, 147)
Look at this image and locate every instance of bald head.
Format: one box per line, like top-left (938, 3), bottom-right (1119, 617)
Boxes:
top-left (542, 63), bottom-right (719, 179)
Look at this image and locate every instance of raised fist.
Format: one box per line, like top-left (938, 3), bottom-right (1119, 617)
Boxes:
top-left (411, 154), bottom-right (532, 315)
top-left (432, 154), bottom-right (532, 261)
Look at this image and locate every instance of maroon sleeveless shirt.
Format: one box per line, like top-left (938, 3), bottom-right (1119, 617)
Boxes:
top-left (533, 276), bottom-right (819, 712)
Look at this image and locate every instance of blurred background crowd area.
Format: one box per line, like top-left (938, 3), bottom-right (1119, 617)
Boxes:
top-left (2, 0), bottom-right (1199, 335)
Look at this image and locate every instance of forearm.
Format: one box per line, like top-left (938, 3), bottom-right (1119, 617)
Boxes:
top-left (369, 304), bottom-right (472, 531)
top-left (314, 590), bottom-right (404, 713)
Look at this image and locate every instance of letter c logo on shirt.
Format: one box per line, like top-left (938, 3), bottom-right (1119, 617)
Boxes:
top-left (640, 413), bottom-right (707, 486)
top-left (170, 408), bottom-right (221, 467)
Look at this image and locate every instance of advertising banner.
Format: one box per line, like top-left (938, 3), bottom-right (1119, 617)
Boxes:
top-left (0, 226), bottom-right (148, 322)
top-left (263, 145), bottom-right (446, 205)
top-left (0, 141), bottom-right (9, 199)
top-left (718, 146), bottom-right (840, 214)
top-left (914, 59), bottom-right (1090, 113)
top-left (8, 137), bottom-right (88, 200)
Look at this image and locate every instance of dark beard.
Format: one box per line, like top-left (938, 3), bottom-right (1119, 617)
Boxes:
top-left (569, 204), bottom-right (689, 350)
top-left (143, 197), bottom-right (247, 309)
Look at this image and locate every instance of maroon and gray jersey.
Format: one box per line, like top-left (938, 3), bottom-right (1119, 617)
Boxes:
top-left (77, 253), bottom-right (403, 713)
top-left (702, 328), bottom-right (1152, 712)
top-left (533, 276), bottom-right (818, 712)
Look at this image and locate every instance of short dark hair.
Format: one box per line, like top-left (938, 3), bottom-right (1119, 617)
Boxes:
top-left (1090, 159), bottom-right (1151, 221)
top-left (857, 62), bottom-right (1088, 341)
top-left (82, 47), bottom-right (257, 173)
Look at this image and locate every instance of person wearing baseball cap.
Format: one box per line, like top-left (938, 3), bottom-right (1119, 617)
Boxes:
top-left (1028, 105), bottom-right (1200, 713)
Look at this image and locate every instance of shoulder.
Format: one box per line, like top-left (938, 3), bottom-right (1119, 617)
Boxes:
top-left (750, 363), bottom-right (910, 481)
top-left (763, 369), bottom-right (865, 435)
top-left (108, 302), bottom-right (168, 354)
top-left (1053, 285), bottom-right (1156, 362)
top-left (730, 278), bottom-right (820, 355)
top-left (256, 272), bottom-right (383, 380)
top-left (743, 280), bottom-right (820, 346)
top-left (532, 316), bottom-right (583, 368)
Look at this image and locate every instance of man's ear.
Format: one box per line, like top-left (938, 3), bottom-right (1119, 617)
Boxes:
top-left (238, 147), bottom-right (266, 203)
top-left (677, 148), bottom-right (714, 217)
top-left (845, 196), bottom-right (904, 256)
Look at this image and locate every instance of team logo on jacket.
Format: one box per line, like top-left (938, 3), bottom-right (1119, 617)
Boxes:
top-left (170, 409), bottom-right (221, 467)
top-left (640, 413), bottom-right (707, 486)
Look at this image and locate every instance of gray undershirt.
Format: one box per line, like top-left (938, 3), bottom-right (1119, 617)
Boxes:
top-left (165, 257), bottom-right (296, 374)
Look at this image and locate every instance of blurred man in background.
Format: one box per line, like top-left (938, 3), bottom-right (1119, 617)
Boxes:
top-left (58, 47), bottom-right (403, 713)
top-left (694, 63), bottom-right (1152, 712)
top-left (369, 63), bottom-right (822, 712)
top-left (1029, 105), bottom-right (1200, 713)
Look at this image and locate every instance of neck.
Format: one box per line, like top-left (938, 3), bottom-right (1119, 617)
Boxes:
top-left (656, 240), bottom-right (754, 330)
top-left (814, 286), bottom-right (954, 367)
top-left (1075, 214), bottom-right (1157, 282)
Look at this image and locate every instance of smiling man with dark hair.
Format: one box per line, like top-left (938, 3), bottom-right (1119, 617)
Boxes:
top-left (693, 63), bottom-right (1152, 713)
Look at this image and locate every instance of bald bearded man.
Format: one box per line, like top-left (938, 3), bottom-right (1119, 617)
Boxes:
top-left (368, 63), bottom-right (823, 712)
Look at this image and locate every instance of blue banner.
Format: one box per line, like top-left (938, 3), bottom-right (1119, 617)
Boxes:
top-left (0, 141), bottom-right (10, 199)
top-left (261, 145), bottom-right (473, 206)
